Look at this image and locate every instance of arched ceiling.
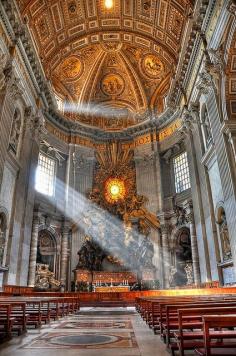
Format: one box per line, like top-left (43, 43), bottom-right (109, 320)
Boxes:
top-left (17, 0), bottom-right (193, 131)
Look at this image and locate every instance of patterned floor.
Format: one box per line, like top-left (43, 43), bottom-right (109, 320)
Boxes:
top-left (21, 308), bottom-right (139, 352)
top-left (0, 307), bottom-right (169, 356)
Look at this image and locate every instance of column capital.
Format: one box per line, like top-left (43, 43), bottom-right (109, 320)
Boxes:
top-left (196, 70), bottom-right (214, 96)
top-left (227, 0), bottom-right (236, 16)
top-left (62, 218), bottom-right (71, 233)
top-left (25, 107), bottom-right (46, 142)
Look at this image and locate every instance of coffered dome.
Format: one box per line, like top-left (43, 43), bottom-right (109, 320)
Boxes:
top-left (17, 0), bottom-right (193, 131)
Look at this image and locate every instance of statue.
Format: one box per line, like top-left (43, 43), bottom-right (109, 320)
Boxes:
top-left (177, 230), bottom-right (192, 261)
top-left (76, 236), bottom-right (105, 271)
top-left (175, 205), bottom-right (186, 226)
top-left (219, 210), bottom-right (232, 261)
top-left (35, 264), bottom-right (61, 291)
top-left (9, 110), bottom-right (22, 154)
top-left (169, 266), bottom-right (177, 287)
top-left (184, 263), bottom-right (194, 285)
top-left (139, 237), bottom-right (155, 269)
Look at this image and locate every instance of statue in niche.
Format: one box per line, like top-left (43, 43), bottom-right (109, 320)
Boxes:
top-left (219, 209), bottom-right (232, 261)
top-left (176, 229), bottom-right (192, 262)
top-left (9, 109), bottom-right (22, 155)
top-left (0, 214), bottom-right (6, 265)
top-left (174, 205), bottom-right (187, 226)
top-left (169, 266), bottom-right (178, 287)
top-left (202, 108), bottom-right (212, 148)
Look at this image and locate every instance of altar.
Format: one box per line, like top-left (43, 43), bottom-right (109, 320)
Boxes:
top-left (74, 270), bottom-right (137, 284)
top-left (94, 286), bottom-right (130, 293)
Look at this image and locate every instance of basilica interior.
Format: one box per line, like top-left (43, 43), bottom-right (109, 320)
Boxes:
top-left (1, 0), bottom-right (236, 355)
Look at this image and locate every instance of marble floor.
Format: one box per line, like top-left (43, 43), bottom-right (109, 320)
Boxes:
top-left (0, 307), bottom-right (170, 356)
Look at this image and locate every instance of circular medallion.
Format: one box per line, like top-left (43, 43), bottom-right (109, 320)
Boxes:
top-left (101, 74), bottom-right (124, 96)
top-left (60, 56), bottom-right (82, 80)
top-left (104, 177), bottom-right (126, 204)
top-left (50, 334), bottom-right (118, 346)
top-left (142, 54), bottom-right (164, 78)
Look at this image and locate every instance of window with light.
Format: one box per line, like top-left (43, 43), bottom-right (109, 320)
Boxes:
top-left (35, 153), bottom-right (56, 196)
top-left (173, 152), bottom-right (191, 193)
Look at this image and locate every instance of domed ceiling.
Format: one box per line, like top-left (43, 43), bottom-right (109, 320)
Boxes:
top-left (17, 0), bottom-right (193, 131)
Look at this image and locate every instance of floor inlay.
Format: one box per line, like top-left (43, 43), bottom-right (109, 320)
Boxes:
top-left (56, 319), bottom-right (132, 329)
top-left (21, 331), bottom-right (139, 349)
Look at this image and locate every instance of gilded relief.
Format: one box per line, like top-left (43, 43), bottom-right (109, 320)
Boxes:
top-left (142, 54), bottom-right (164, 78)
top-left (101, 74), bottom-right (124, 96)
top-left (60, 56), bottom-right (83, 80)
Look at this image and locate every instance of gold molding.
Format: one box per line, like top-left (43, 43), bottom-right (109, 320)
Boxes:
top-left (45, 118), bottom-right (182, 148)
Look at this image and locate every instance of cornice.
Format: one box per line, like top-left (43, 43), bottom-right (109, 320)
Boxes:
top-left (169, 0), bottom-right (217, 107)
top-left (0, 0), bottom-right (54, 108)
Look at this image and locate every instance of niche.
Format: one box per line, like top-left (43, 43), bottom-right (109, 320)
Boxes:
top-left (37, 230), bottom-right (57, 273)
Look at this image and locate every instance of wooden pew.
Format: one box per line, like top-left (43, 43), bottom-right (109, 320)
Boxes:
top-left (0, 304), bottom-right (14, 340)
top-left (174, 306), bottom-right (236, 356)
top-left (160, 301), bottom-right (236, 347)
top-left (195, 315), bottom-right (236, 356)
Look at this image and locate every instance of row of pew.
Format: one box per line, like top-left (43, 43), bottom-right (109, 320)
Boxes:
top-left (0, 296), bottom-right (80, 341)
top-left (135, 294), bottom-right (236, 355)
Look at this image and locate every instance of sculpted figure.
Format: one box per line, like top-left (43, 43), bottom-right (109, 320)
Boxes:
top-left (220, 211), bottom-right (232, 261)
top-left (139, 237), bottom-right (154, 269)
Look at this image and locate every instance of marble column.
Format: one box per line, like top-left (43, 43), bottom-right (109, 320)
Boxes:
top-left (60, 220), bottom-right (70, 290)
top-left (185, 202), bottom-right (201, 285)
top-left (184, 126), bottom-right (212, 281)
top-left (161, 223), bottom-right (170, 289)
top-left (28, 213), bottom-right (40, 287)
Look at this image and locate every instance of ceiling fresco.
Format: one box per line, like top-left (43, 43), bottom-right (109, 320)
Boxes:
top-left (17, 0), bottom-right (193, 131)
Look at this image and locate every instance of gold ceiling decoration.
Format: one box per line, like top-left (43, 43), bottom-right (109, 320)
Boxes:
top-left (142, 54), bottom-right (165, 79)
top-left (104, 177), bottom-right (126, 204)
top-left (101, 73), bottom-right (125, 97)
top-left (17, 0), bottom-right (193, 131)
top-left (60, 56), bottom-right (83, 80)
top-left (89, 141), bottom-right (160, 234)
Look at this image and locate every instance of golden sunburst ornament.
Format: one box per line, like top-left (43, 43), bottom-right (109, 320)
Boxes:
top-left (105, 0), bottom-right (114, 9)
top-left (105, 177), bottom-right (126, 204)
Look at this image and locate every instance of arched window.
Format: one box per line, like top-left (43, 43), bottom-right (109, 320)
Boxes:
top-left (8, 109), bottom-right (23, 156)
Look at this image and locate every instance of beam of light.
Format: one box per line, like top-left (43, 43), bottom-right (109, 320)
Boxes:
top-left (62, 101), bottom-right (134, 119)
top-left (35, 163), bottom-right (191, 283)
top-left (42, 177), bottom-right (161, 276)
top-left (37, 176), bottom-right (191, 288)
